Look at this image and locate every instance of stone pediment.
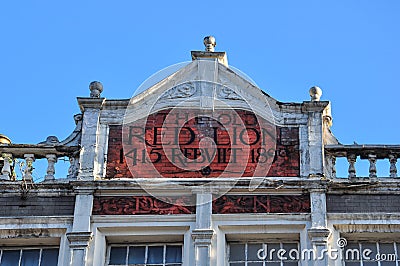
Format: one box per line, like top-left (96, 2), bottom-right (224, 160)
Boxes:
top-left (124, 58), bottom-right (306, 127)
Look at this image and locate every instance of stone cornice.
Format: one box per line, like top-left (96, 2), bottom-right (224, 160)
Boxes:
top-left (103, 99), bottom-right (130, 110)
top-left (301, 101), bottom-right (330, 112)
top-left (191, 51), bottom-right (228, 66)
top-left (0, 144), bottom-right (79, 159)
top-left (77, 97), bottom-right (105, 112)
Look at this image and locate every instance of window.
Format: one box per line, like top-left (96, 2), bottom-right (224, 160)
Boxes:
top-left (344, 241), bottom-right (400, 266)
top-left (107, 244), bottom-right (182, 266)
top-left (0, 247), bottom-right (59, 266)
top-left (228, 242), bottom-right (299, 266)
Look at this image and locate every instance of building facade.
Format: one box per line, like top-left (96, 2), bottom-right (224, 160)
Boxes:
top-left (0, 37), bottom-right (399, 266)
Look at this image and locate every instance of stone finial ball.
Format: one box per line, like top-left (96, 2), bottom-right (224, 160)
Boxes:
top-left (0, 134), bottom-right (11, 144)
top-left (309, 86), bottom-right (322, 101)
top-left (203, 36), bottom-right (216, 51)
top-left (204, 36), bottom-right (216, 45)
top-left (89, 81), bottom-right (103, 98)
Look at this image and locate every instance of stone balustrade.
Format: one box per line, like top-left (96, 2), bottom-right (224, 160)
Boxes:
top-left (325, 144), bottom-right (400, 179)
top-left (0, 144), bottom-right (80, 182)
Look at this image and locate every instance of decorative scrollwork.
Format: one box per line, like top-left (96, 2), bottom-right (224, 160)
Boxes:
top-left (162, 82), bottom-right (196, 99)
top-left (217, 86), bottom-right (243, 100)
top-left (93, 196), bottom-right (196, 215)
top-left (212, 195), bottom-right (310, 214)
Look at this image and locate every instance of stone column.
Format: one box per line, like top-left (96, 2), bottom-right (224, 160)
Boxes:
top-left (308, 189), bottom-right (331, 266)
top-left (67, 188), bottom-right (94, 266)
top-left (191, 189), bottom-right (214, 266)
top-left (77, 98), bottom-right (104, 180)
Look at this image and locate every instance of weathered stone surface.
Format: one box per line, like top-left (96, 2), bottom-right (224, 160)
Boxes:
top-left (327, 194), bottom-right (400, 213)
top-left (0, 196), bottom-right (75, 216)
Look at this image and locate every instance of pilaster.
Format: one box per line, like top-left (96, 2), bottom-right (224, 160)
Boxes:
top-left (191, 189), bottom-right (214, 266)
top-left (67, 187), bottom-right (94, 266)
top-left (308, 189), bottom-right (331, 265)
top-left (302, 101), bottom-right (329, 178)
top-left (77, 97), bottom-right (104, 180)
top-left (66, 232), bottom-right (93, 266)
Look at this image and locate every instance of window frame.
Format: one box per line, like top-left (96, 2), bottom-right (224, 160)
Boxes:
top-left (343, 240), bottom-right (400, 266)
top-left (106, 242), bottom-right (183, 266)
top-left (227, 240), bottom-right (300, 266)
top-left (0, 246), bottom-right (60, 266)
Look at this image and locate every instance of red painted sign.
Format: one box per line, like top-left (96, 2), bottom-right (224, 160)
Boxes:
top-left (106, 109), bottom-right (299, 178)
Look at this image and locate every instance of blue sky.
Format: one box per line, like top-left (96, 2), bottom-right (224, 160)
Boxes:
top-left (1, 1), bottom-right (399, 177)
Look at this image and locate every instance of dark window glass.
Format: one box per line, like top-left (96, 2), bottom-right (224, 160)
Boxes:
top-left (283, 262), bottom-right (299, 266)
top-left (229, 263), bottom-right (245, 266)
top-left (109, 247), bottom-right (127, 265)
top-left (229, 244), bottom-right (245, 261)
top-left (166, 246), bottom-right (182, 263)
top-left (267, 243), bottom-right (281, 262)
top-left (344, 262), bottom-right (360, 266)
top-left (247, 244), bottom-right (262, 261)
top-left (20, 250), bottom-right (40, 266)
top-left (1, 250), bottom-right (20, 266)
top-left (40, 249), bottom-right (59, 266)
top-left (147, 246), bottom-right (163, 264)
top-left (128, 246), bottom-right (145, 264)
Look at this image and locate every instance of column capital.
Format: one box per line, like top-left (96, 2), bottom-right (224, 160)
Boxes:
top-left (191, 229), bottom-right (214, 246)
top-left (66, 232), bottom-right (93, 248)
top-left (77, 97), bottom-right (105, 112)
top-left (301, 101), bottom-right (330, 113)
top-left (307, 228), bottom-right (331, 245)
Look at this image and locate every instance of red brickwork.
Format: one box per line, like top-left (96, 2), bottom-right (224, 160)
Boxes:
top-left (212, 195), bottom-right (310, 214)
top-left (106, 109), bottom-right (299, 178)
top-left (92, 196), bottom-right (196, 215)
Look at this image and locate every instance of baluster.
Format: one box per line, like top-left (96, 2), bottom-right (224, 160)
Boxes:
top-left (23, 154), bottom-right (35, 182)
top-left (0, 153), bottom-right (12, 180)
top-left (368, 154), bottom-right (377, 178)
top-left (44, 154), bottom-right (57, 181)
top-left (331, 156), bottom-right (336, 178)
top-left (347, 154), bottom-right (356, 178)
top-left (389, 155), bottom-right (397, 178)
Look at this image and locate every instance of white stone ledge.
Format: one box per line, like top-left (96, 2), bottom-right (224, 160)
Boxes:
top-left (0, 216), bottom-right (73, 226)
top-left (328, 213), bottom-right (400, 221)
top-left (91, 214), bottom-right (196, 224)
top-left (212, 213), bottom-right (311, 222)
